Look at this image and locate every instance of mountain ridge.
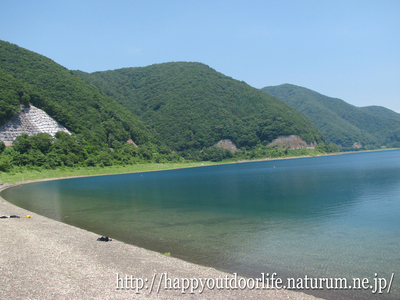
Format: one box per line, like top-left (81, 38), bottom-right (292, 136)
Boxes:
top-left (73, 62), bottom-right (325, 153)
top-left (262, 84), bottom-right (400, 148)
top-left (2, 38), bottom-right (397, 168)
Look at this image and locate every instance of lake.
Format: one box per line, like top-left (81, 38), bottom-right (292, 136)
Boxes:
top-left (2, 150), bottom-right (400, 299)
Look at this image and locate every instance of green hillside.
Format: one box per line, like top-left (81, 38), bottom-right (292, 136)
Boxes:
top-left (0, 40), bottom-right (153, 148)
top-left (0, 69), bottom-right (30, 125)
top-left (0, 40), bottom-right (332, 172)
top-left (262, 84), bottom-right (400, 148)
top-left (73, 63), bottom-right (325, 153)
top-left (360, 106), bottom-right (400, 122)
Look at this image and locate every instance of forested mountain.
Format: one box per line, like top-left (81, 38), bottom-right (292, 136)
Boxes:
top-left (0, 40), bottom-right (154, 148)
top-left (360, 106), bottom-right (400, 122)
top-left (0, 69), bottom-right (32, 125)
top-left (73, 63), bottom-right (324, 153)
top-left (262, 84), bottom-right (400, 148)
top-left (0, 39), bottom-right (332, 171)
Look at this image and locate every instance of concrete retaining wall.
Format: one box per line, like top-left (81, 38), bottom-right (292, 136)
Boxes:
top-left (0, 105), bottom-right (70, 144)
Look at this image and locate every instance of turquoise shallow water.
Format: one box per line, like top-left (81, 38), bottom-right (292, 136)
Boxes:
top-left (2, 150), bottom-right (400, 299)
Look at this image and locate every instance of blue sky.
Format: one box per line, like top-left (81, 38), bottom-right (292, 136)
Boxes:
top-left (1, 1), bottom-right (399, 112)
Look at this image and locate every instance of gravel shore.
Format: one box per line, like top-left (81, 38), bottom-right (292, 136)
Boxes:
top-left (1, 183), bottom-right (322, 300)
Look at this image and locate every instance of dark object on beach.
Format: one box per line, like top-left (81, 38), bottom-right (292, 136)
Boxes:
top-left (9, 215), bottom-right (20, 218)
top-left (0, 215), bottom-right (8, 218)
top-left (97, 236), bottom-right (112, 242)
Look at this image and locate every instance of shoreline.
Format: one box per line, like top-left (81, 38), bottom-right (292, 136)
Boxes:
top-left (0, 152), bottom-right (331, 185)
top-left (0, 149), bottom-right (398, 299)
top-left (3, 150), bottom-right (398, 299)
top-left (3, 148), bottom-right (398, 185)
top-left (0, 183), bottom-right (322, 299)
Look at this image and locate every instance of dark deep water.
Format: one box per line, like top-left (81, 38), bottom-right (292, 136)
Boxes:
top-left (2, 150), bottom-right (400, 299)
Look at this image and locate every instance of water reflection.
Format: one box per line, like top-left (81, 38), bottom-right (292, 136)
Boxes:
top-left (2, 150), bottom-right (400, 300)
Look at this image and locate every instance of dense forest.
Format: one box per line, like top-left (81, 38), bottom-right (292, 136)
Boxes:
top-left (0, 131), bottom-right (339, 172)
top-left (0, 69), bottom-right (31, 125)
top-left (262, 84), bottom-right (400, 149)
top-left (73, 62), bottom-right (324, 156)
top-left (0, 131), bottom-right (184, 172)
top-left (0, 40), bottom-right (154, 148)
top-left (0, 40), bottom-right (361, 174)
top-left (0, 40), bottom-right (176, 171)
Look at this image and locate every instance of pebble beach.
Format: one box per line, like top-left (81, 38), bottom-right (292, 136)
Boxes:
top-left (0, 182), bottom-right (321, 300)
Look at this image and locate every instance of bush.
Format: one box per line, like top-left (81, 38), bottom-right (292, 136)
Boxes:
top-left (201, 146), bottom-right (233, 162)
top-left (97, 151), bottom-right (112, 166)
top-left (0, 141), bottom-right (5, 154)
top-left (85, 157), bottom-right (97, 167)
top-left (0, 156), bottom-right (12, 172)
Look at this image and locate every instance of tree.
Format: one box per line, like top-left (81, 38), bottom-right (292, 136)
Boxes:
top-left (0, 156), bottom-right (12, 172)
top-left (13, 133), bottom-right (32, 154)
top-left (31, 133), bottom-right (53, 154)
top-left (0, 141), bottom-right (5, 154)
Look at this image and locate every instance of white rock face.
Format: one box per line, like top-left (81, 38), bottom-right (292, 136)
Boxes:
top-left (214, 139), bottom-right (238, 152)
top-left (0, 105), bottom-right (70, 145)
top-left (268, 135), bottom-right (316, 149)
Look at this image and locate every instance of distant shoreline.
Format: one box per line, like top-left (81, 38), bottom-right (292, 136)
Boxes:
top-left (2, 148), bottom-right (399, 186)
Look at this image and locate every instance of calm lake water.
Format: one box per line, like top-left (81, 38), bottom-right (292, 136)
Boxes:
top-left (2, 150), bottom-right (400, 299)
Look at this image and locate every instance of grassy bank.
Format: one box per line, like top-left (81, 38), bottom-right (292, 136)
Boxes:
top-left (3, 147), bottom-right (377, 185)
top-left (0, 149), bottom-right (343, 185)
top-left (0, 162), bottom-right (219, 184)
